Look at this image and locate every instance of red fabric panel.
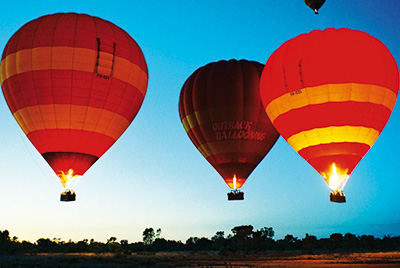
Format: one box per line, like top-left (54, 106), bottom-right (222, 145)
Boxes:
top-left (274, 101), bottom-right (390, 139)
top-left (5, 70), bottom-right (144, 122)
top-left (261, 28), bottom-right (399, 108)
top-left (42, 152), bottom-right (98, 176)
top-left (27, 129), bottom-right (116, 157)
top-left (2, 13), bottom-right (147, 72)
top-left (209, 152), bottom-right (269, 183)
top-left (298, 142), bottom-right (370, 175)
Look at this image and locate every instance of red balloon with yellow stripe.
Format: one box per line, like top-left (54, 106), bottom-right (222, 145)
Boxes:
top-left (260, 28), bottom-right (399, 203)
top-left (179, 60), bottom-right (280, 200)
top-left (0, 13), bottom-right (148, 200)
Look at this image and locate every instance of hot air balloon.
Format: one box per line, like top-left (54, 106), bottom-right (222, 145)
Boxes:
top-left (0, 13), bottom-right (148, 201)
top-left (260, 28), bottom-right (399, 203)
top-left (179, 60), bottom-right (280, 200)
top-left (304, 0), bottom-right (326, 14)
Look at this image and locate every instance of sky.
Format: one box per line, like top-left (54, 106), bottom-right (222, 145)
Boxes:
top-left (0, 0), bottom-right (399, 243)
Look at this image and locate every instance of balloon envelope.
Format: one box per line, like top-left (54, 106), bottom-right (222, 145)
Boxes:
top-left (179, 60), bottom-right (279, 190)
top-left (304, 0), bottom-right (326, 14)
top-left (260, 28), bottom-right (399, 198)
top-left (0, 13), bottom-right (148, 188)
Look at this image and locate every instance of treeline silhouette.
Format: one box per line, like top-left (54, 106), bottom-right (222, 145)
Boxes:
top-left (1, 225), bottom-right (400, 255)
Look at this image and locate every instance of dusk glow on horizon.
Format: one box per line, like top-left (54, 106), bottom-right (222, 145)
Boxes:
top-left (0, 0), bottom-right (399, 244)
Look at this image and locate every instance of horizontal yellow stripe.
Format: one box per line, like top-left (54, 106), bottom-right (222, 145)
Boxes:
top-left (13, 104), bottom-right (130, 141)
top-left (286, 126), bottom-right (379, 152)
top-left (266, 83), bottom-right (397, 123)
top-left (0, 47), bottom-right (148, 96)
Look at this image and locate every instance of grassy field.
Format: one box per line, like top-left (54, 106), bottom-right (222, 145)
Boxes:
top-left (1, 251), bottom-right (400, 267)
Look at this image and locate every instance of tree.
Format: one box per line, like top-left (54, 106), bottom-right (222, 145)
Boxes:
top-left (89, 239), bottom-right (105, 254)
top-left (231, 225), bottom-right (254, 252)
top-left (107, 237), bottom-right (117, 244)
top-left (232, 225), bottom-right (253, 238)
top-left (143, 228), bottom-right (155, 245)
top-left (360, 235), bottom-right (375, 250)
top-left (185, 237), bottom-right (199, 251)
top-left (277, 234), bottom-right (300, 250)
top-left (343, 233), bottom-right (359, 251)
top-left (251, 227), bottom-right (276, 251)
top-left (156, 228), bottom-right (162, 239)
top-left (36, 238), bottom-right (58, 253)
top-left (211, 231), bottom-right (225, 242)
top-left (302, 233), bottom-right (317, 254)
top-left (211, 231), bottom-right (228, 252)
top-left (260, 227), bottom-right (274, 239)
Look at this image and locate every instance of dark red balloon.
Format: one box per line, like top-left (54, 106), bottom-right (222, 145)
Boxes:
top-left (179, 60), bottom-right (279, 190)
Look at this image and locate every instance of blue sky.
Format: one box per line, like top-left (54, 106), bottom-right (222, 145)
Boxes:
top-left (0, 0), bottom-right (399, 243)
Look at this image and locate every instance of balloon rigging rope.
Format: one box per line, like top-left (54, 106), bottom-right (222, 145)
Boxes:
top-left (12, 119), bottom-right (59, 188)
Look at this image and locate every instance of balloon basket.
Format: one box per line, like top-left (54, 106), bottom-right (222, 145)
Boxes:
top-left (60, 190), bottom-right (76, 202)
top-left (330, 191), bottom-right (346, 203)
top-left (227, 190), bottom-right (244, 201)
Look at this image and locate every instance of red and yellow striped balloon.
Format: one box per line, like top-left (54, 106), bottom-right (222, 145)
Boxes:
top-left (260, 28), bottom-right (399, 200)
top-left (0, 13), bottom-right (148, 188)
top-left (179, 60), bottom-right (280, 193)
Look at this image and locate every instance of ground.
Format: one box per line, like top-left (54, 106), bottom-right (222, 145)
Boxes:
top-left (1, 251), bottom-right (400, 267)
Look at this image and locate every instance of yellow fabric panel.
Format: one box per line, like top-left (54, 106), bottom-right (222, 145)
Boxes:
top-left (197, 144), bottom-right (210, 159)
top-left (72, 49), bottom-right (96, 72)
top-left (97, 66), bottom-right (112, 76)
top-left (98, 58), bottom-right (113, 69)
top-left (51, 47), bottom-right (74, 69)
top-left (266, 83), bottom-right (397, 123)
top-left (16, 49), bottom-right (32, 73)
top-left (0, 58), bottom-right (6, 84)
top-left (70, 105), bottom-right (86, 129)
top-left (197, 144), bottom-right (213, 159)
top-left (125, 63), bottom-right (148, 97)
top-left (181, 113), bottom-right (200, 133)
top-left (186, 113), bottom-right (199, 131)
top-left (1, 47), bottom-right (148, 96)
top-left (99, 51), bottom-right (114, 62)
top-left (13, 104), bottom-right (130, 141)
top-left (112, 56), bottom-right (130, 82)
top-left (3, 53), bottom-right (17, 82)
top-left (32, 47), bottom-right (51, 70)
top-left (286, 126), bottom-right (379, 152)
top-left (181, 115), bottom-right (192, 132)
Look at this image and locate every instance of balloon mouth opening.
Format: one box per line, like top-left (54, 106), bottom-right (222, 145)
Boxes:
top-left (226, 175), bottom-right (245, 190)
top-left (322, 163), bottom-right (350, 193)
top-left (58, 169), bottom-right (82, 190)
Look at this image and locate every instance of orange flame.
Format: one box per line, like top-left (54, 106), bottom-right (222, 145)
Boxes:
top-left (57, 169), bottom-right (81, 188)
top-left (226, 175), bottom-right (245, 189)
top-left (323, 163), bottom-right (350, 192)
